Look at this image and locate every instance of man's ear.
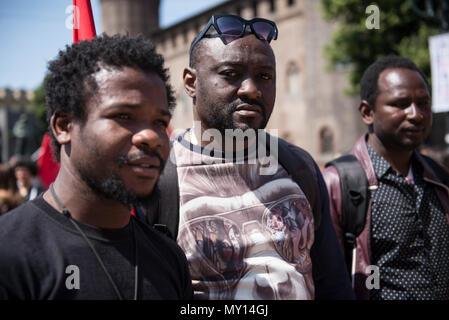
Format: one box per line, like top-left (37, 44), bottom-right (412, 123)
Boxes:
top-left (50, 112), bottom-right (73, 145)
top-left (183, 67), bottom-right (197, 99)
top-left (359, 100), bottom-right (374, 126)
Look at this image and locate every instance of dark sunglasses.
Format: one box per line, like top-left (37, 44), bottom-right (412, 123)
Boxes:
top-left (189, 14), bottom-right (278, 55)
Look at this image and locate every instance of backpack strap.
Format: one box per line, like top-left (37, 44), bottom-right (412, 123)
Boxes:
top-left (325, 154), bottom-right (369, 276)
top-left (275, 135), bottom-right (322, 230)
top-left (146, 143), bottom-right (180, 240)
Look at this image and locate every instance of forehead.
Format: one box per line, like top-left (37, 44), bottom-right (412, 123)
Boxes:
top-left (377, 68), bottom-right (429, 95)
top-left (93, 65), bottom-right (165, 95)
top-left (199, 35), bottom-right (275, 69)
top-left (88, 65), bottom-right (168, 109)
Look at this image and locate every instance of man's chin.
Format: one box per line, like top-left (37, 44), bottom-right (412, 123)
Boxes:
top-left (108, 188), bottom-right (155, 209)
top-left (80, 172), bottom-right (150, 209)
top-left (134, 185), bottom-right (159, 208)
top-left (230, 122), bottom-right (265, 132)
top-left (234, 116), bottom-right (266, 129)
top-left (392, 140), bottom-right (421, 154)
top-left (130, 179), bottom-right (158, 197)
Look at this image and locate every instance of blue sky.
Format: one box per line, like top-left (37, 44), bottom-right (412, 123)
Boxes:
top-left (0, 0), bottom-right (226, 91)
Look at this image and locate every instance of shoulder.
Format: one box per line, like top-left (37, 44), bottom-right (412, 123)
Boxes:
top-left (276, 136), bottom-right (319, 180)
top-left (418, 152), bottom-right (449, 181)
top-left (0, 198), bottom-right (56, 262)
top-left (277, 136), bottom-right (316, 164)
top-left (275, 136), bottom-right (328, 229)
top-left (0, 199), bottom-right (43, 237)
top-left (0, 197), bottom-right (62, 263)
top-left (0, 200), bottom-right (51, 298)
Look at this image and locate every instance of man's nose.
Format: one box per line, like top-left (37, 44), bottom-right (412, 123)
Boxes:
top-left (404, 103), bottom-right (423, 121)
top-left (237, 77), bottom-right (262, 100)
top-left (131, 126), bottom-right (166, 150)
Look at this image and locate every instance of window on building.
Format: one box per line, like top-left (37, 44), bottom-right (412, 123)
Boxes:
top-left (269, 0), bottom-right (276, 12)
top-left (252, 1), bottom-right (258, 16)
top-left (171, 33), bottom-right (177, 48)
top-left (288, 0), bottom-right (295, 7)
top-left (319, 127), bottom-right (334, 154)
top-left (235, 6), bottom-right (242, 16)
top-left (287, 62), bottom-right (300, 95)
top-left (183, 30), bottom-right (188, 44)
top-left (160, 37), bottom-right (166, 50)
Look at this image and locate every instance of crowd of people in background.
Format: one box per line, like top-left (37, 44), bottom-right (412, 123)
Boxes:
top-left (1, 147), bottom-right (448, 218)
top-left (0, 156), bottom-right (45, 215)
top-left (1, 10), bottom-right (449, 301)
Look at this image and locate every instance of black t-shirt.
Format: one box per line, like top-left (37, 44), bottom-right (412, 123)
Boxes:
top-left (0, 195), bottom-right (192, 300)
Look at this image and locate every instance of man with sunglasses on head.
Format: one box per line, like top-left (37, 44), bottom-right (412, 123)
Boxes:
top-left (148, 14), bottom-right (354, 300)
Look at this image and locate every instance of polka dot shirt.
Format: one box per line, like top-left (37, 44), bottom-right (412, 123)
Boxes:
top-left (367, 144), bottom-right (449, 300)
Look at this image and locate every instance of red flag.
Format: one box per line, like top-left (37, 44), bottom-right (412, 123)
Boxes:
top-left (36, 1), bottom-right (97, 188)
top-left (73, 0), bottom-right (96, 43)
top-left (37, 133), bottom-right (60, 189)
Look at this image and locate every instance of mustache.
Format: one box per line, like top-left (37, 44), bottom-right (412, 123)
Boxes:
top-left (117, 149), bottom-right (166, 169)
top-left (230, 99), bottom-right (267, 119)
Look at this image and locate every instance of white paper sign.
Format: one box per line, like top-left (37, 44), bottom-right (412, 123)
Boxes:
top-left (429, 33), bottom-right (449, 113)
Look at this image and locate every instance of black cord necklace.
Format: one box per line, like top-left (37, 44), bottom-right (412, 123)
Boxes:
top-left (49, 183), bottom-right (139, 300)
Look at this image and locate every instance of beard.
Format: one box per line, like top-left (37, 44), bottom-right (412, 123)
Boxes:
top-left (75, 131), bottom-right (164, 209)
top-left (77, 167), bottom-right (157, 210)
top-left (199, 97), bottom-right (268, 133)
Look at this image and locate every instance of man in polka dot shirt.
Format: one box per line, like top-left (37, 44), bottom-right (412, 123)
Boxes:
top-left (323, 56), bottom-right (449, 300)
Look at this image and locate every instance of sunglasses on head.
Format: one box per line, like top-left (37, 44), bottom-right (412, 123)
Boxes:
top-left (189, 14), bottom-right (278, 55)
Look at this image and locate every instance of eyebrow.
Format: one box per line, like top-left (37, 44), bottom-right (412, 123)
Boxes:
top-left (215, 61), bottom-right (275, 70)
top-left (160, 108), bottom-right (173, 118)
top-left (107, 103), bottom-right (172, 118)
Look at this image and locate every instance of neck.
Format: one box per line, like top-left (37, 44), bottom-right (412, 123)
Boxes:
top-left (43, 165), bottom-right (131, 229)
top-left (367, 133), bottom-right (413, 176)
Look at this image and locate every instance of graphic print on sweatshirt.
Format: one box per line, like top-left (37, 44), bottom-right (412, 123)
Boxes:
top-left (173, 137), bottom-right (315, 300)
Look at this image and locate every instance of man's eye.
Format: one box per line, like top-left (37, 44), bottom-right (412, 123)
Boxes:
top-left (156, 119), bottom-right (169, 129)
top-left (260, 73), bottom-right (272, 80)
top-left (222, 70), bottom-right (238, 78)
top-left (390, 101), bottom-right (409, 109)
top-left (116, 114), bottom-right (130, 120)
top-left (417, 100), bottom-right (430, 110)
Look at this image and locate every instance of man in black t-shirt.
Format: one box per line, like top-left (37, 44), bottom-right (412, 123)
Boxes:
top-left (0, 35), bottom-right (192, 300)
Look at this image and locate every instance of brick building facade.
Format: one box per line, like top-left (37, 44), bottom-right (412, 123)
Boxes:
top-left (99, 0), bottom-right (366, 164)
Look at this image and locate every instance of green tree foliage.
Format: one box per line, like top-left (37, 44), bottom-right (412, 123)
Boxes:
top-left (28, 83), bottom-right (47, 140)
top-left (321, 0), bottom-right (443, 95)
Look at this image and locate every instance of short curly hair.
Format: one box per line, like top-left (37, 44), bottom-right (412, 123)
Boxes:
top-left (360, 55), bottom-right (430, 109)
top-left (44, 34), bottom-right (175, 161)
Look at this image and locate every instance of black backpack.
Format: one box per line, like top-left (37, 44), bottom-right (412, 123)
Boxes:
top-left (325, 152), bottom-right (449, 279)
top-left (147, 134), bottom-right (323, 240)
top-left (325, 154), bottom-right (369, 278)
